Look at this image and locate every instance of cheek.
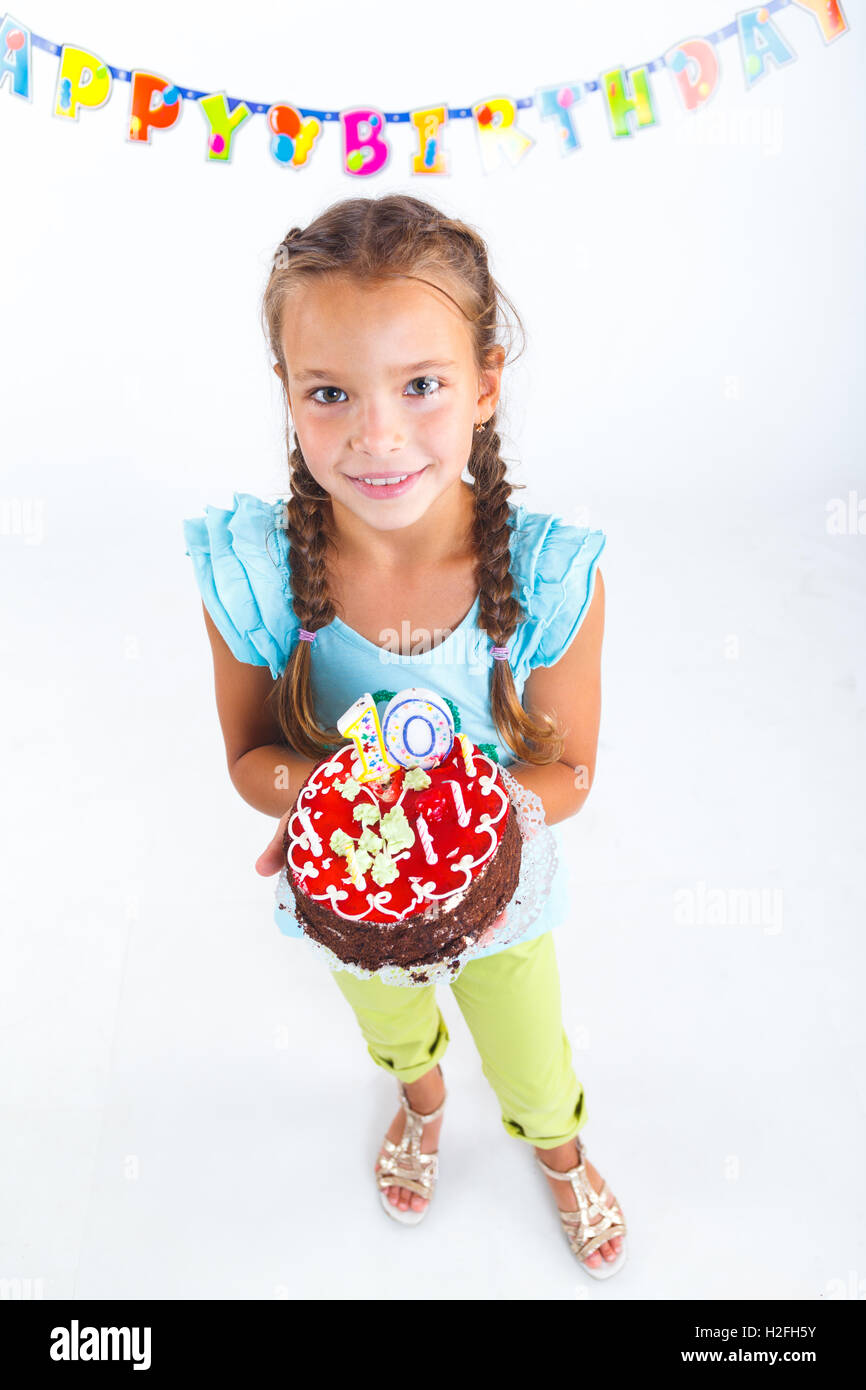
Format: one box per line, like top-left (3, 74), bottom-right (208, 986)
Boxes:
top-left (418, 399), bottom-right (471, 445)
top-left (297, 410), bottom-right (340, 458)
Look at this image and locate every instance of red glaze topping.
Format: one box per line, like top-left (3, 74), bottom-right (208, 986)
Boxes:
top-left (286, 740), bottom-right (510, 923)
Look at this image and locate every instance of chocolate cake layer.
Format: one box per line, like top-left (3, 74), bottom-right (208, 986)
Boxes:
top-left (283, 799), bottom-right (522, 974)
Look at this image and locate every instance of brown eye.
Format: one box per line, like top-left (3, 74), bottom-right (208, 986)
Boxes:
top-left (311, 387), bottom-right (347, 404)
top-left (405, 376), bottom-right (441, 397)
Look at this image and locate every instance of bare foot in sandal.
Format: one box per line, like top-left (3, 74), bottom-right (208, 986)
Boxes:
top-left (535, 1136), bottom-right (626, 1271)
top-left (375, 1063), bottom-right (445, 1216)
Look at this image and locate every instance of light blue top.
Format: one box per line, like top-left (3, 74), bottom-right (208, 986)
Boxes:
top-left (183, 492), bottom-right (605, 961)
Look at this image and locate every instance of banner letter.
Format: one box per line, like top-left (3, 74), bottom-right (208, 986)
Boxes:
top-left (0, 14), bottom-right (30, 100)
top-left (199, 91), bottom-right (252, 162)
top-left (736, 8), bottom-right (797, 89)
top-left (54, 45), bottom-right (111, 120)
top-left (128, 72), bottom-right (182, 143)
top-left (790, 0), bottom-right (848, 43)
top-left (601, 65), bottom-right (658, 138)
top-left (535, 83), bottom-right (584, 155)
top-left (665, 39), bottom-right (720, 112)
top-left (472, 96), bottom-right (534, 173)
top-left (341, 107), bottom-right (390, 175)
top-left (410, 105), bottom-right (448, 174)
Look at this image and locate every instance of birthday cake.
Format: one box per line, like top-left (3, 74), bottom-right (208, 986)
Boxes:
top-left (280, 689), bottom-right (522, 974)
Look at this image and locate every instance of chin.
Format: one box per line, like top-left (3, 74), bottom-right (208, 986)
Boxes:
top-left (352, 500), bottom-right (431, 530)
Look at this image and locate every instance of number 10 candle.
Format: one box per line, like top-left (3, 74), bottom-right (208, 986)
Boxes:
top-left (337, 687), bottom-right (456, 778)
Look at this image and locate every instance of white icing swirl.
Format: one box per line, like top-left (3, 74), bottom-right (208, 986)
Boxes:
top-left (286, 744), bottom-right (508, 922)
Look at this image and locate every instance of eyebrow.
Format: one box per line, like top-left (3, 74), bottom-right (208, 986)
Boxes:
top-left (293, 359), bottom-right (459, 384)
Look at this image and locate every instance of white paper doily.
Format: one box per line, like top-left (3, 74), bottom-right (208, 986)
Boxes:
top-left (273, 763), bottom-right (559, 987)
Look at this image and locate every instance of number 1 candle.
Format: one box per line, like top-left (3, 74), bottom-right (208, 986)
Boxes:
top-left (337, 693), bottom-right (401, 783)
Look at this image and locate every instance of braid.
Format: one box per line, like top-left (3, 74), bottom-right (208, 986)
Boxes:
top-left (468, 425), bottom-right (523, 635)
top-left (468, 424), bottom-right (566, 764)
top-left (266, 437), bottom-right (344, 758)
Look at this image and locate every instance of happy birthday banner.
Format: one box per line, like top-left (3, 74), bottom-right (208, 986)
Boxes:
top-left (0, 2), bottom-right (849, 175)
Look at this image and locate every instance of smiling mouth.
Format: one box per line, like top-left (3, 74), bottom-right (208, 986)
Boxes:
top-left (348, 468), bottom-right (427, 486)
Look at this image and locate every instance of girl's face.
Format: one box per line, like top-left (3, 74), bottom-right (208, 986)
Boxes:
top-left (275, 273), bottom-right (503, 536)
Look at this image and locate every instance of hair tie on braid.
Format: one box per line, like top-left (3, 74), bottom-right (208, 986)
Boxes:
top-left (491, 646), bottom-right (510, 661)
top-left (298, 629), bottom-right (317, 644)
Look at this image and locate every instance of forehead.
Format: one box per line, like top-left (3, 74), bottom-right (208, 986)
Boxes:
top-left (279, 273), bottom-right (474, 374)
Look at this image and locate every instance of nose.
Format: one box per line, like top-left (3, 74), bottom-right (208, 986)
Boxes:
top-left (350, 396), bottom-right (406, 457)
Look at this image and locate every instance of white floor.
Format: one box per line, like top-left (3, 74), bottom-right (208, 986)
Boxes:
top-left (1, 479), bottom-right (864, 1300)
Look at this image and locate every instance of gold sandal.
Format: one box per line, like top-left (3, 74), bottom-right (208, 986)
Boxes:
top-left (375, 1067), bottom-right (447, 1226)
top-left (536, 1132), bottom-right (628, 1279)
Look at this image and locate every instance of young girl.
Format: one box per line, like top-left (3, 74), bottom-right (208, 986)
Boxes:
top-left (183, 194), bottom-right (626, 1279)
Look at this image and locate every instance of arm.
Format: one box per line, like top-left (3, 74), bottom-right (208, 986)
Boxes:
top-left (199, 600), bottom-right (316, 819)
top-left (504, 567), bottom-right (605, 827)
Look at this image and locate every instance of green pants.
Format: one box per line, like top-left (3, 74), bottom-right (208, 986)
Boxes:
top-left (331, 930), bottom-right (586, 1150)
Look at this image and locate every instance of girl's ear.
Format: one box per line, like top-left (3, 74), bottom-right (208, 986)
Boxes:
top-left (273, 363), bottom-right (285, 381)
top-left (477, 345), bottom-right (506, 419)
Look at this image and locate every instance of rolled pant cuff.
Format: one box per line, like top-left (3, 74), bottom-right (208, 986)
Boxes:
top-left (365, 1015), bottom-right (450, 1085)
top-left (499, 1095), bottom-right (587, 1148)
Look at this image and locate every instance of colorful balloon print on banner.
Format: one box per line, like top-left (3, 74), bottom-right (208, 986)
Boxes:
top-left (266, 103), bottom-right (321, 167)
top-left (199, 91), bottom-right (252, 161)
top-left (410, 104), bottom-right (449, 174)
top-left (128, 72), bottom-right (183, 143)
top-left (736, 8), bottom-right (797, 90)
top-left (600, 63), bottom-right (658, 139)
top-left (0, 5), bottom-right (853, 175)
top-left (53, 45), bottom-right (112, 120)
top-left (665, 38), bottom-right (720, 113)
top-left (0, 13), bottom-right (30, 100)
top-left (535, 82), bottom-right (584, 155)
top-left (341, 106), bottom-right (389, 176)
top-left (472, 96), bottom-right (534, 174)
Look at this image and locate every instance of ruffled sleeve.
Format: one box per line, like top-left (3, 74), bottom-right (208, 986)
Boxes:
top-left (506, 507), bottom-right (606, 678)
top-left (182, 491), bottom-right (298, 679)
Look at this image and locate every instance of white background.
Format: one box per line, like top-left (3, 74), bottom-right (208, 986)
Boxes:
top-left (1, 0), bottom-right (864, 1300)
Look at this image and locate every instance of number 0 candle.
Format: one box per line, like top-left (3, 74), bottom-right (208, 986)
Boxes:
top-left (380, 687), bottom-right (455, 771)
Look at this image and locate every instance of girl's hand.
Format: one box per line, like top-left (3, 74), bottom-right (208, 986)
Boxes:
top-left (256, 807), bottom-right (294, 877)
top-left (475, 909), bottom-right (508, 950)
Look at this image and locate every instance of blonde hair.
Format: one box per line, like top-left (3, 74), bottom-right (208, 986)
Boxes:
top-left (260, 194), bottom-right (565, 765)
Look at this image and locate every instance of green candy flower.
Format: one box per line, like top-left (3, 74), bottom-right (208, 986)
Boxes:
top-left (403, 766), bottom-right (431, 790)
top-left (329, 828), bottom-right (354, 856)
top-left (353, 801), bottom-right (381, 826)
top-left (334, 775), bottom-right (361, 800)
top-left (358, 827), bottom-right (383, 856)
top-left (352, 848), bottom-right (373, 877)
top-left (379, 805), bottom-right (415, 854)
top-left (371, 850), bottom-right (399, 887)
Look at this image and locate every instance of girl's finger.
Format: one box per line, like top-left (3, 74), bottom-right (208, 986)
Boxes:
top-left (255, 811), bottom-right (292, 876)
top-left (255, 842), bottom-right (282, 876)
